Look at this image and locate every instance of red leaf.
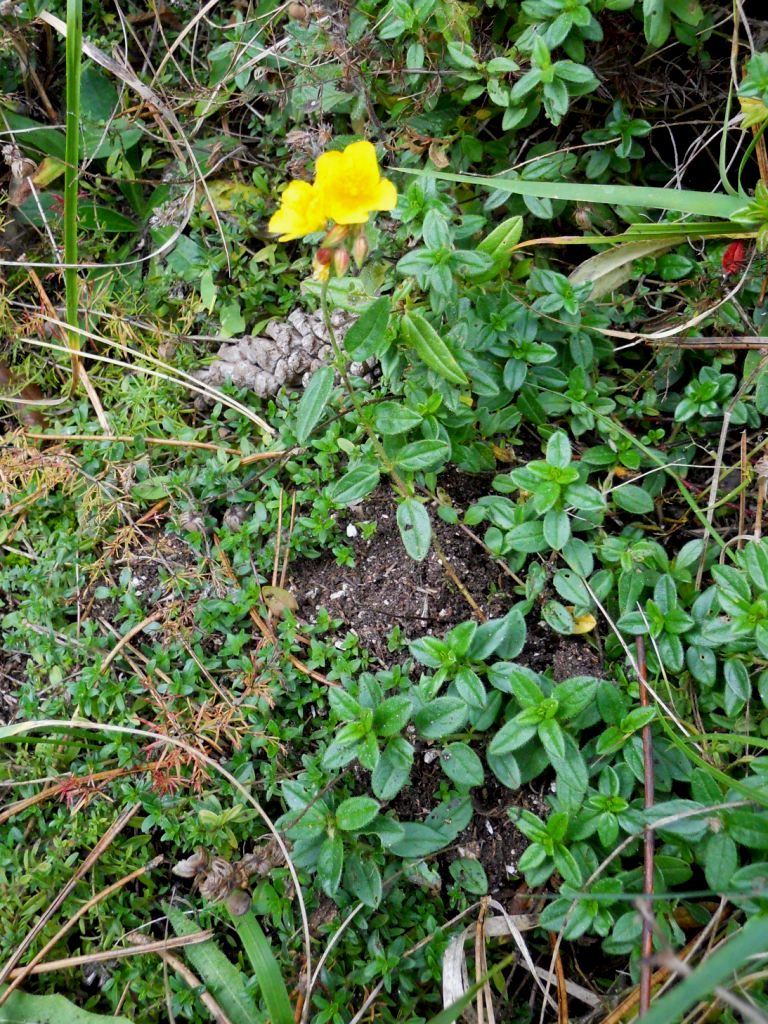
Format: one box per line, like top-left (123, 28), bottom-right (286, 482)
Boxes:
top-left (722, 241), bottom-right (746, 276)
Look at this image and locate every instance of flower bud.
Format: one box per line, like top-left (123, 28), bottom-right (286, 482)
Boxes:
top-left (322, 224), bottom-right (350, 247)
top-left (315, 247), bottom-right (333, 265)
top-left (351, 234), bottom-right (369, 268)
top-left (288, 2), bottom-right (308, 20)
top-left (333, 247), bottom-right (350, 276)
top-left (312, 252), bottom-right (331, 281)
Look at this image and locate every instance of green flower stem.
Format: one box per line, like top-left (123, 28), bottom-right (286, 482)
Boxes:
top-left (319, 281), bottom-right (410, 499)
top-left (64, 0), bottom-right (82, 380)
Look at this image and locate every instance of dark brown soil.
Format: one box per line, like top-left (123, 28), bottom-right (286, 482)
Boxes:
top-left (289, 483), bottom-right (514, 664)
top-left (87, 528), bottom-right (203, 622)
top-left (388, 739), bottom-right (550, 899)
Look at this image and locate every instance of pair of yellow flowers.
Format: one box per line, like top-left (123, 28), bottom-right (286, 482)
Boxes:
top-left (268, 140), bottom-right (398, 242)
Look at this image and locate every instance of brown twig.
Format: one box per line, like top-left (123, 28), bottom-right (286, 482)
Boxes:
top-left (26, 268), bottom-right (110, 432)
top-left (0, 801), bottom-right (141, 996)
top-left (432, 533), bottom-right (487, 622)
top-left (23, 431), bottom-right (292, 463)
top-left (636, 636), bottom-right (655, 1017)
top-left (6, 932), bottom-right (213, 978)
top-left (99, 608), bottom-right (168, 674)
top-left (548, 932), bottom-right (569, 1024)
top-left (650, 337), bottom-right (768, 349)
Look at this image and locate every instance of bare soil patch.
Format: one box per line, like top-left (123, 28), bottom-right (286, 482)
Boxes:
top-left (289, 483), bottom-right (514, 664)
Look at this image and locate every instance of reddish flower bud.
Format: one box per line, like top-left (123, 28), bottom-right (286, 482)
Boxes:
top-left (333, 247), bottom-right (350, 276)
top-left (351, 234), bottom-right (369, 268)
top-left (322, 224), bottom-right (350, 247)
top-left (315, 247), bottom-right (333, 265)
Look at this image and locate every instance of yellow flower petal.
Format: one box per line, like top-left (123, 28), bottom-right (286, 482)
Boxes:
top-left (344, 140), bottom-right (381, 190)
top-left (374, 177), bottom-right (398, 211)
top-left (268, 180), bottom-right (327, 241)
top-left (313, 140), bottom-right (397, 226)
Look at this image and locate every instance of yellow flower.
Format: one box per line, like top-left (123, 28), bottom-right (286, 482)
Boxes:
top-left (268, 180), bottom-right (327, 241)
top-left (314, 140), bottom-right (397, 225)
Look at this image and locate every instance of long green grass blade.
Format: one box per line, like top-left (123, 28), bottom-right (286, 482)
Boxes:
top-left (638, 915), bottom-right (768, 1024)
top-left (166, 905), bottom-right (260, 1024)
top-left (395, 167), bottom-right (748, 220)
top-left (232, 910), bottom-right (293, 1024)
top-left (64, 0), bottom-right (82, 374)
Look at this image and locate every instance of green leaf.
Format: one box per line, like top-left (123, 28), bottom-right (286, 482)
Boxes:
top-left (486, 748), bottom-right (522, 790)
top-left (372, 401), bottom-right (423, 435)
top-left (449, 857), bottom-right (488, 894)
top-left (295, 365), bottom-right (335, 444)
top-left (612, 483), bottom-right (654, 514)
top-left (396, 439), bottom-right (450, 472)
top-left (220, 301), bottom-right (246, 338)
top-left (373, 695), bottom-right (413, 736)
top-left (553, 568), bottom-right (591, 607)
top-left (397, 498), bottom-right (432, 560)
top-left (0, 989), bottom-right (131, 1024)
top-left (543, 509), bottom-right (570, 550)
top-left (331, 462), bottom-right (380, 504)
top-left (546, 430), bottom-right (571, 468)
top-left (372, 737), bottom-right (413, 800)
top-left (542, 599), bottom-right (574, 635)
top-left (469, 608), bottom-right (527, 660)
top-left (388, 821), bottom-right (454, 857)
top-left (703, 832), bottom-right (738, 892)
top-left (344, 296), bottom-right (390, 360)
top-left (555, 676), bottom-right (599, 719)
top-left (328, 687), bottom-right (363, 720)
top-left (506, 521), bottom-right (547, 552)
top-left (440, 742), bottom-right (484, 787)
top-left (743, 540), bottom-right (768, 591)
top-left (343, 853), bottom-right (382, 908)
top-left (232, 912), bottom-right (294, 1024)
top-left (414, 697), bottom-right (469, 739)
top-left (488, 717), bottom-right (538, 755)
top-left (400, 311), bottom-right (468, 386)
top-left (166, 904), bottom-right (260, 1024)
top-left (477, 215), bottom-right (524, 258)
top-left (336, 796), bottom-right (380, 830)
top-left (317, 834), bottom-right (344, 896)
top-left (538, 717), bottom-right (566, 759)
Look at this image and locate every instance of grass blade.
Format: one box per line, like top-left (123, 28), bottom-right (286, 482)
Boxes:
top-left (395, 167), bottom-right (749, 220)
top-left (639, 915), bottom-right (768, 1024)
top-left (165, 905), bottom-right (260, 1024)
top-left (231, 910), bottom-right (293, 1024)
top-left (64, 0), bottom-right (82, 381)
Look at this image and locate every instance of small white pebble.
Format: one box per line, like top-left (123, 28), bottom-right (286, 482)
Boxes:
top-left (346, 524), bottom-right (358, 538)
